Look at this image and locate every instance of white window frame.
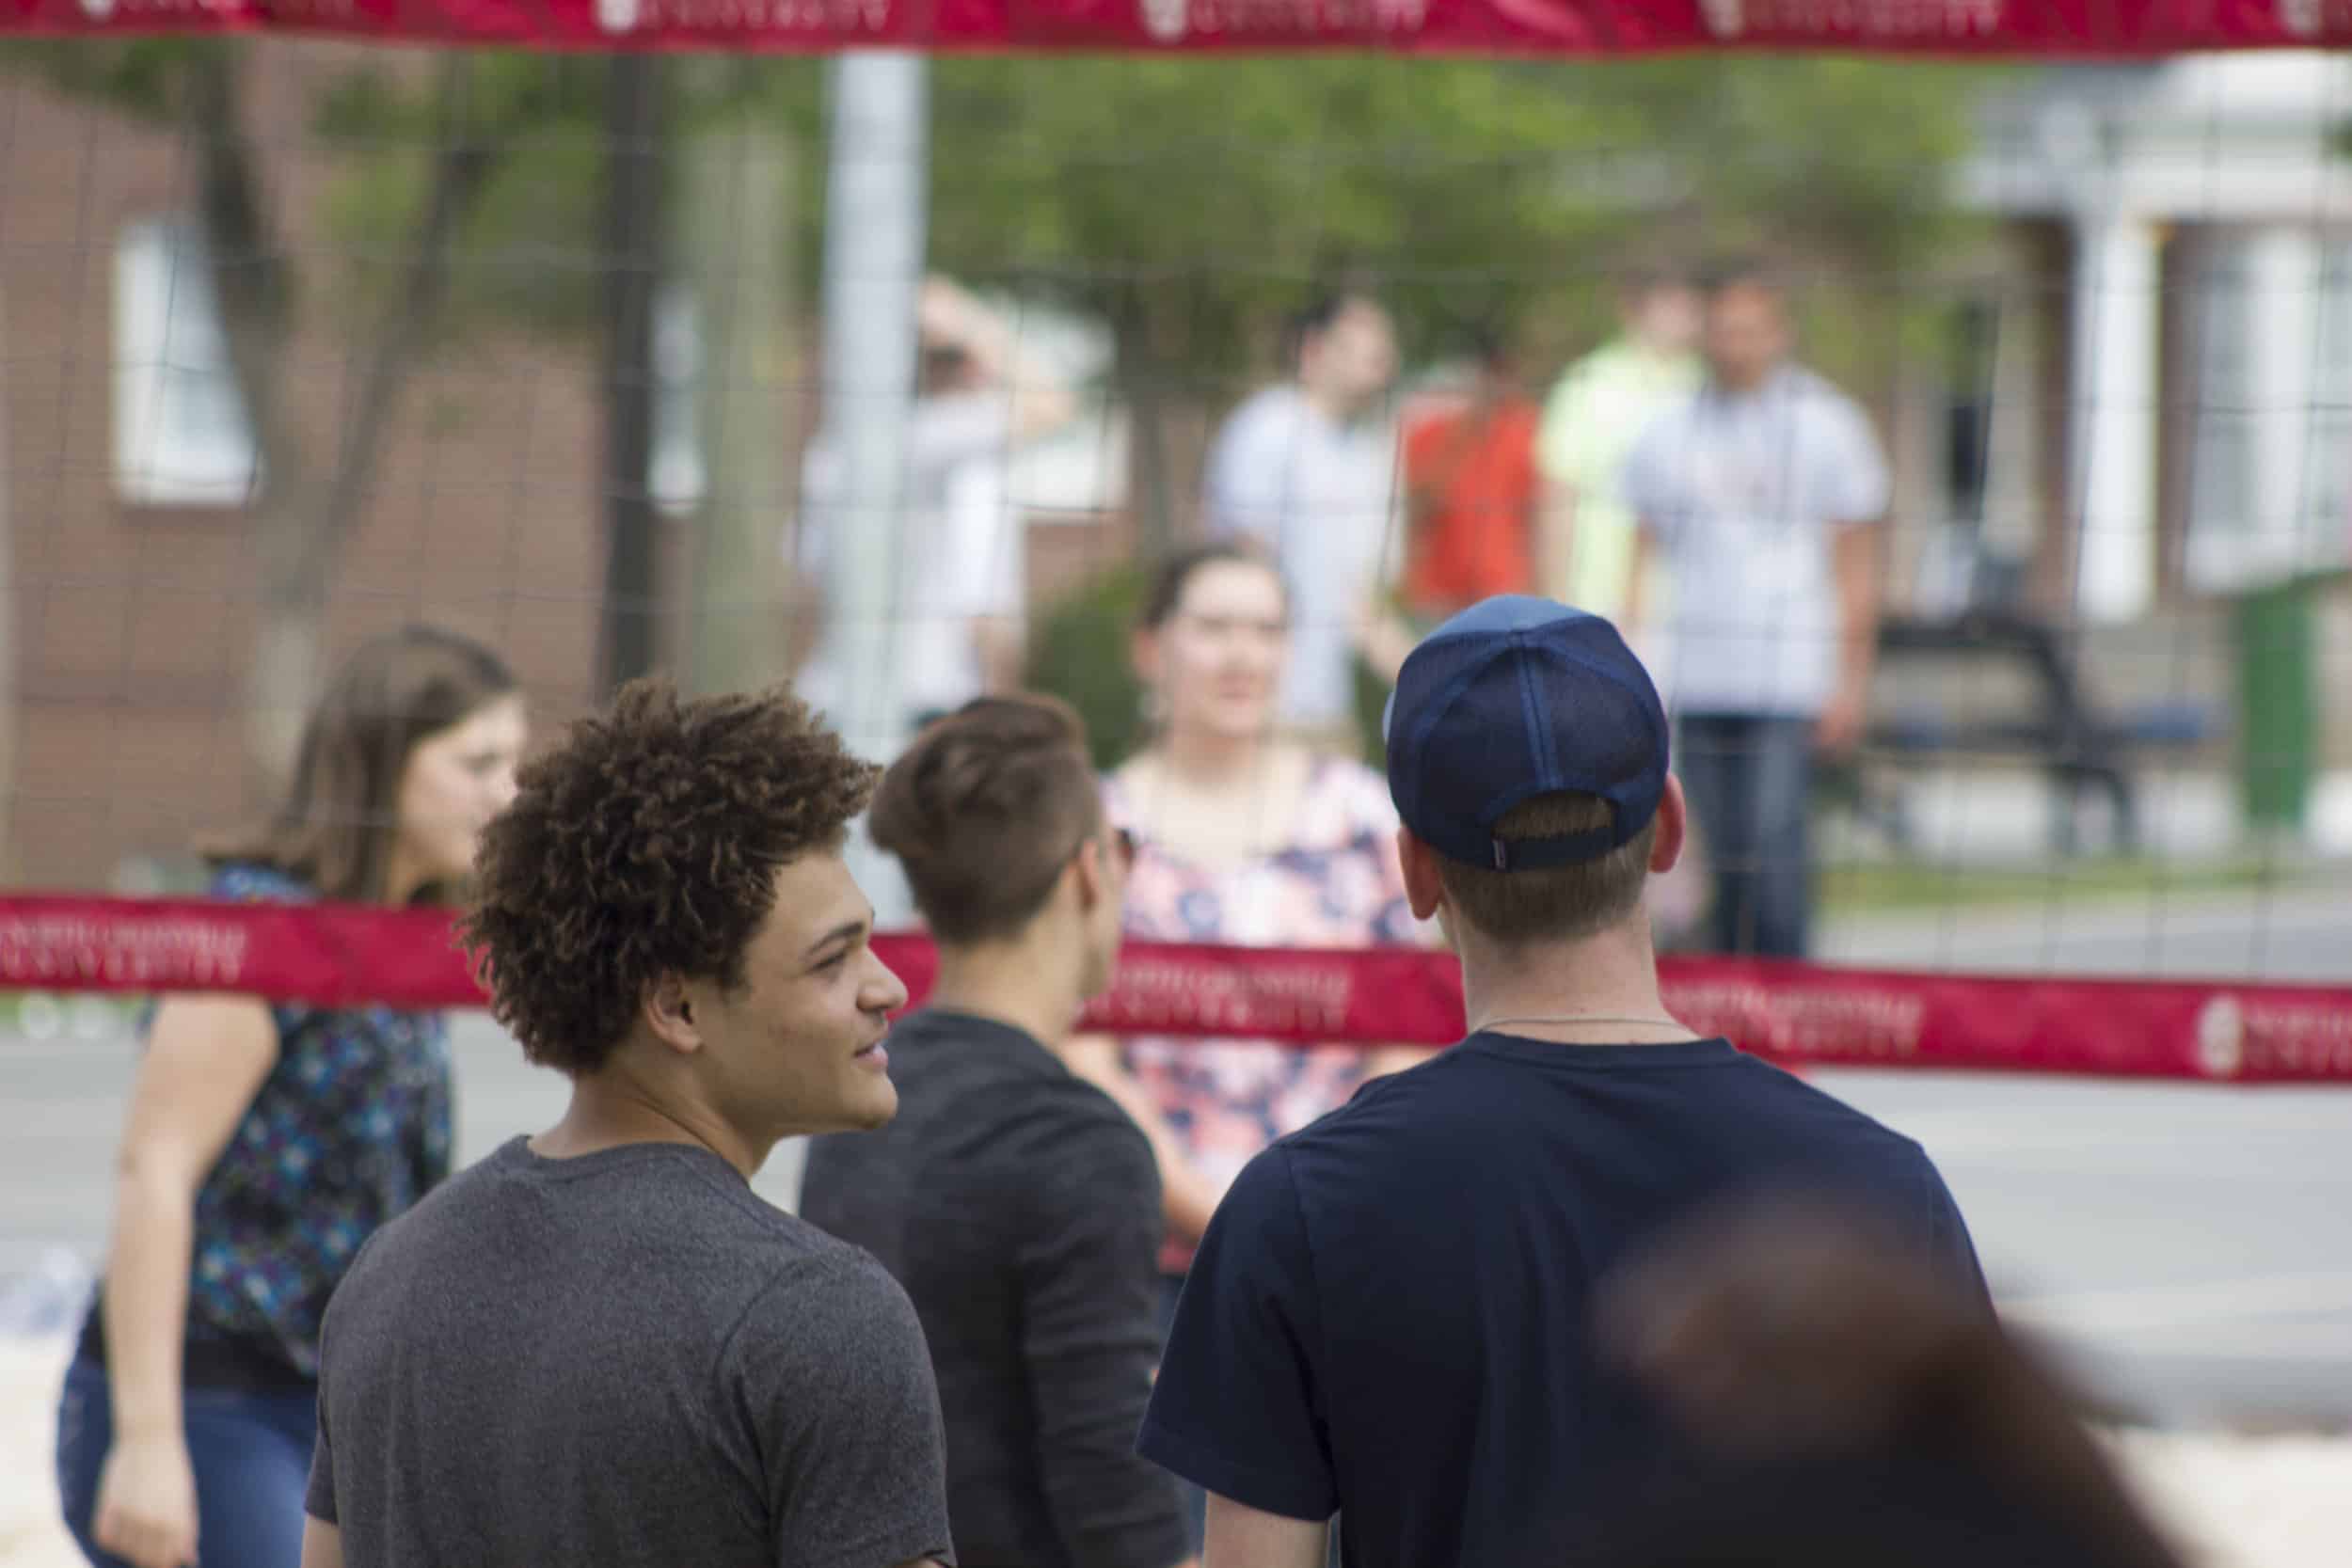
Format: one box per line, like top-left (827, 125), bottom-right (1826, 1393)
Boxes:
top-left (2186, 230), bottom-right (2352, 590)
top-left (112, 219), bottom-right (262, 507)
top-left (649, 283), bottom-right (705, 517)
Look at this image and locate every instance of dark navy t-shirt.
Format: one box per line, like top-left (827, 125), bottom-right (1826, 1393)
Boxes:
top-left (1136, 1033), bottom-right (1987, 1568)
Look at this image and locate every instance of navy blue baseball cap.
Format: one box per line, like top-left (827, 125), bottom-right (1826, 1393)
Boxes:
top-left (1384, 596), bottom-right (1669, 871)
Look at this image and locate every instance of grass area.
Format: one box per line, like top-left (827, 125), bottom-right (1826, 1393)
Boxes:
top-left (1818, 854), bottom-right (2313, 915)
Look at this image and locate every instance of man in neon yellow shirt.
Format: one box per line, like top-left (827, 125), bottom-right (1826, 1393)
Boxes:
top-left (1535, 268), bottom-right (1703, 644)
top-left (1539, 267), bottom-right (1707, 947)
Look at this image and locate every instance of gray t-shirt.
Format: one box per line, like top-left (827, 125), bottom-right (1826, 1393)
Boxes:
top-left (306, 1135), bottom-right (954, 1568)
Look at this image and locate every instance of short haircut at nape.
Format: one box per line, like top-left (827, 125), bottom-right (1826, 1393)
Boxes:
top-left (1435, 791), bottom-right (1658, 946)
top-left (869, 693), bottom-right (1104, 946)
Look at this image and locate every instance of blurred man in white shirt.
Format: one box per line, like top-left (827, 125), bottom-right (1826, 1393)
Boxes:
top-left (1200, 293), bottom-right (1400, 745)
top-left (795, 277), bottom-right (1075, 730)
top-left (1623, 260), bottom-right (1889, 958)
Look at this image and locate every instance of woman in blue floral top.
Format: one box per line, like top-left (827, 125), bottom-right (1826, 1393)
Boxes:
top-left (56, 626), bottom-right (527, 1568)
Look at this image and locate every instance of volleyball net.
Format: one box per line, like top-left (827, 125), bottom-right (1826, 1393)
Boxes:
top-left (0, 18), bottom-right (2346, 1088)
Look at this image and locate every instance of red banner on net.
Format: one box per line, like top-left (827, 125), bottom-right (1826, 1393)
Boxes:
top-left (2, 893), bottom-right (2348, 1083)
top-left (2, 0), bottom-right (2350, 53)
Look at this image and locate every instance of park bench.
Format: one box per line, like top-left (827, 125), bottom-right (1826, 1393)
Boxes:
top-left (1854, 609), bottom-right (2222, 856)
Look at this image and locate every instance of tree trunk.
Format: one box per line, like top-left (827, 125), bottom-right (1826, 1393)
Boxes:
top-left (682, 96), bottom-right (793, 698)
top-left (598, 55), bottom-right (669, 695)
top-left (186, 48), bottom-right (310, 784)
top-left (1119, 310), bottom-right (1176, 558)
top-left (0, 293), bottom-right (17, 881)
top-left (189, 50), bottom-right (501, 784)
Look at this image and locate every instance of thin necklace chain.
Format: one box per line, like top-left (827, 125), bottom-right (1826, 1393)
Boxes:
top-left (1473, 1012), bottom-right (1693, 1037)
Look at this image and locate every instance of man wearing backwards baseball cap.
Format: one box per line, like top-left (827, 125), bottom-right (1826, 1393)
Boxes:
top-left (1135, 597), bottom-right (1988, 1568)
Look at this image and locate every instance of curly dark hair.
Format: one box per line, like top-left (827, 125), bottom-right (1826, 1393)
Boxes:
top-left (457, 678), bottom-right (880, 1075)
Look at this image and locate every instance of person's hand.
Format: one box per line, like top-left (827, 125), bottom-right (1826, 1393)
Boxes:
top-left (92, 1433), bottom-right (200, 1568)
top-left (916, 275), bottom-right (985, 345)
top-left (1814, 681), bottom-right (1869, 755)
top-left (1596, 1196), bottom-right (1987, 1458)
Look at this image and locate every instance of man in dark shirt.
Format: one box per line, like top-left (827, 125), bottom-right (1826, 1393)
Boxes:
top-left (804, 695), bottom-right (1193, 1568)
top-left (1137, 599), bottom-right (1989, 1568)
top-left (301, 681), bottom-right (953, 1568)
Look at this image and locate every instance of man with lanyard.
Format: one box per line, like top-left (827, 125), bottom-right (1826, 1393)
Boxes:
top-left (1622, 258), bottom-right (1890, 958)
top-left (1136, 597), bottom-right (1982, 1568)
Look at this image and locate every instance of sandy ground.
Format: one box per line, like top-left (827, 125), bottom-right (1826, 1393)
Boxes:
top-left (5, 1334), bottom-right (2346, 1568)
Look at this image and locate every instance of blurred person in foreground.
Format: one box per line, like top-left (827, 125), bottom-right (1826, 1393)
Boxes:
top-left (1623, 259), bottom-right (1889, 958)
top-left (297, 681), bottom-right (951, 1568)
top-left (1201, 291), bottom-right (1402, 752)
top-left (1360, 324), bottom-right (1541, 686)
top-left (1064, 542), bottom-right (1431, 1549)
top-left (1588, 1196), bottom-right (2188, 1568)
top-left (56, 626), bottom-right (526, 1568)
top-left (802, 695), bottom-right (1193, 1568)
top-left (1136, 598), bottom-right (1984, 1568)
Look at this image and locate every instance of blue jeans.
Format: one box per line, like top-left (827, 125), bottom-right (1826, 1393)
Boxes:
top-left (1677, 714), bottom-right (1817, 959)
top-left (56, 1359), bottom-right (317, 1568)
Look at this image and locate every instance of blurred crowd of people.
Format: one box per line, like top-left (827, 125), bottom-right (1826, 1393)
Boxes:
top-left (789, 262), bottom-right (1893, 963)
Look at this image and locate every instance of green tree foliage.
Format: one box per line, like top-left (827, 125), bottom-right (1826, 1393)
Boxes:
top-left (309, 51), bottom-right (622, 334)
top-left (921, 55), bottom-right (2006, 372)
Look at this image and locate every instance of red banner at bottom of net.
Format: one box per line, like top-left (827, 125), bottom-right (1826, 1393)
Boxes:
top-left (0, 895), bottom-right (2345, 1084)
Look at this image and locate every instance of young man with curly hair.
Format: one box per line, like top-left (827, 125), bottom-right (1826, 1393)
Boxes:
top-left (801, 695), bottom-right (1192, 1568)
top-left (297, 680), bottom-right (951, 1568)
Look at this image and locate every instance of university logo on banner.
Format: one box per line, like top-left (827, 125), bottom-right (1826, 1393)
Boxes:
top-left (1139, 0), bottom-right (1186, 39)
top-left (1698, 0), bottom-right (1742, 36)
top-left (1137, 0), bottom-right (1428, 42)
top-left (599, 0), bottom-right (641, 31)
top-left (2195, 994), bottom-right (2247, 1079)
top-left (78, 0), bottom-right (117, 20)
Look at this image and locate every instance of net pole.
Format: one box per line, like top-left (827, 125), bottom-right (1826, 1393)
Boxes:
top-left (600, 54), bottom-right (671, 692)
top-left (818, 50), bottom-right (929, 927)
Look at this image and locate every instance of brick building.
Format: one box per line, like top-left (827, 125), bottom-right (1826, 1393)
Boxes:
top-left (0, 43), bottom-right (1143, 891)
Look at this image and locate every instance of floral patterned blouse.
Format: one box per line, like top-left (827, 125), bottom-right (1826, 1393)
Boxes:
top-left (1104, 755), bottom-right (1421, 1274)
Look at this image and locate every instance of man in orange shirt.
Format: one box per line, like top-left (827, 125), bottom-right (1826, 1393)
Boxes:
top-left (1369, 330), bottom-right (1539, 683)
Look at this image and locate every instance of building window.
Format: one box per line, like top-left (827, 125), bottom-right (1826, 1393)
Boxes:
top-left (112, 220), bottom-right (262, 507)
top-left (649, 284), bottom-right (705, 517)
top-left (2307, 242), bottom-right (2352, 566)
top-left (2186, 244), bottom-right (2255, 584)
top-left (2185, 231), bottom-right (2352, 589)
